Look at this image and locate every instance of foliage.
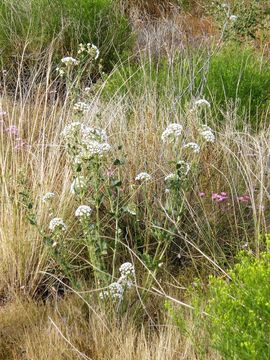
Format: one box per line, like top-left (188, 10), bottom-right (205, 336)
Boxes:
top-left (206, 244), bottom-right (270, 359)
top-left (206, 0), bottom-right (270, 42)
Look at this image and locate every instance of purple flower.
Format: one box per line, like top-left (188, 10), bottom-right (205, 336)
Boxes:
top-left (212, 192), bottom-right (229, 202)
top-left (199, 192), bottom-right (206, 197)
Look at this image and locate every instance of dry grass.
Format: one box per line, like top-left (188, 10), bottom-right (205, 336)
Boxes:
top-left (1, 52), bottom-right (269, 290)
top-left (0, 9), bottom-right (269, 356)
top-left (0, 294), bottom-right (220, 360)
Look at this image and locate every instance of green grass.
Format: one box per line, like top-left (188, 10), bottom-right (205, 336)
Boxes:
top-left (103, 43), bottom-right (270, 129)
top-left (203, 44), bottom-right (270, 127)
top-left (0, 0), bottom-right (132, 73)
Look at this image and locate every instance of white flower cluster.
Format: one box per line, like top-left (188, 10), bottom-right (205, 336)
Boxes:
top-left (119, 262), bottom-right (135, 289)
top-left (62, 122), bottom-right (111, 163)
top-left (78, 43), bottom-right (100, 60)
top-left (100, 262), bottom-right (135, 301)
top-left (194, 99), bottom-right (211, 108)
top-left (74, 101), bottom-right (90, 112)
top-left (183, 142), bottom-right (200, 154)
top-left (70, 176), bottom-right (87, 194)
top-left (61, 57), bottom-right (79, 66)
top-left (42, 192), bottom-right (55, 203)
top-left (62, 122), bottom-right (82, 143)
top-left (135, 172), bottom-right (152, 182)
top-left (165, 173), bottom-right (179, 182)
top-left (200, 125), bottom-right (215, 143)
top-left (161, 123), bottom-right (183, 144)
top-left (100, 282), bottom-right (124, 301)
top-left (49, 218), bottom-right (67, 232)
top-left (75, 205), bottom-right (92, 217)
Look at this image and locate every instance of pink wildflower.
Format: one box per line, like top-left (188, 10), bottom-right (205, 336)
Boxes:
top-left (238, 195), bottom-right (250, 203)
top-left (212, 192), bottom-right (229, 202)
top-left (212, 193), bottom-right (219, 200)
top-left (199, 192), bottom-right (206, 197)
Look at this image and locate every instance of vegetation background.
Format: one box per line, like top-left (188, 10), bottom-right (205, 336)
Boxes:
top-left (0, 0), bottom-right (270, 359)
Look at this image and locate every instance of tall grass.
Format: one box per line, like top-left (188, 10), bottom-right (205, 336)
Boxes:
top-left (0, 0), bottom-right (131, 74)
top-left (0, 4), bottom-right (269, 358)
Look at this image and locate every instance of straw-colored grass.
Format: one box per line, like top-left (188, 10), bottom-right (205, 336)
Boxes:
top-left (0, 6), bottom-right (269, 356)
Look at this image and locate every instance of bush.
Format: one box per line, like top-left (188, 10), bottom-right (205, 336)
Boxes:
top-left (206, 246), bottom-right (270, 359)
top-left (0, 0), bottom-right (131, 72)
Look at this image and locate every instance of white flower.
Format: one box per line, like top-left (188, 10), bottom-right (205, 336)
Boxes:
top-left (119, 262), bottom-right (135, 278)
top-left (200, 125), bottom-right (215, 143)
top-left (100, 282), bottom-right (124, 301)
top-left (61, 57), bottom-right (79, 66)
top-left (118, 262), bottom-right (135, 289)
top-left (49, 218), bottom-right (67, 232)
top-left (61, 122), bottom-right (82, 142)
top-left (229, 15), bottom-right (238, 21)
top-left (194, 99), bottom-right (211, 108)
top-left (177, 160), bottom-right (191, 176)
top-left (161, 123), bottom-right (183, 144)
top-left (165, 173), bottom-right (179, 182)
top-left (62, 122), bottom-right (111, 161)
top-left (89, 44), bottom-right (100, 60)
top-left (81, 126), bottom-right (108, 143)
top-left (75, 205), bottom-right (92, 217)
top-left (56, 67), bottom-right (65, 77)
top-left (135, 172), bottom-right (152, 181)
top-left (78, 43), bottom-right (100, 60)
top-left (42, 192), bottom-right (55, 203)
top-left (70, 176), bottom-right (87, 194)
top-left (74, 101), bottom-right (90, 112)
top-left (84, 140), bottom-right (111, 158)
top-left (183, 142), bottom-right (200, 153)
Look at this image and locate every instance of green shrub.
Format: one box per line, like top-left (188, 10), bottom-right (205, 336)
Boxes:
top-left (0, 0), bottom-right (131, 72)
top-left (206, 246), bottom-right (270, 359)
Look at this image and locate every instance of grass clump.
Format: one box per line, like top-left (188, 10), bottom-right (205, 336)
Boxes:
top-left (203, 44), bottom-right (270, 127)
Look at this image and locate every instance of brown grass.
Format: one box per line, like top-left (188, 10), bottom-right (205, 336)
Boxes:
top-left (0, 295), bottom-right (220, 360)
